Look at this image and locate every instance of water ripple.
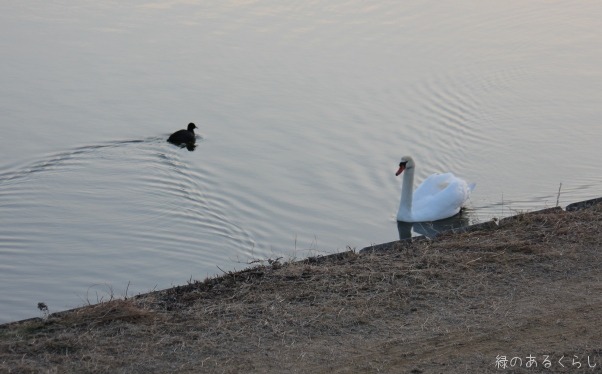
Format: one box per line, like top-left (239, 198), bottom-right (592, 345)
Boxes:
top-left (0, 137), bottom-right (254, 322)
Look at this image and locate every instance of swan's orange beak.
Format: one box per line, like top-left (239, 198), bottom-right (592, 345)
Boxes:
top-left (395, 165), bottom-right (405, 176)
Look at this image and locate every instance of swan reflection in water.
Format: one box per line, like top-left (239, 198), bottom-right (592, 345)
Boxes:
top-left (397, 211), bottom-right (471, 240)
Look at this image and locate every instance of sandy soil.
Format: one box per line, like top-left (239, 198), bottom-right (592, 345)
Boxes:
top-left (1, 203), bottom-right (601, 373)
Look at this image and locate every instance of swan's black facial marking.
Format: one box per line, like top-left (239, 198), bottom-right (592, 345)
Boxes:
top-left (400, 161), bottom-right (413, 170)
top-left (396, 161), bottom-right (408, 176)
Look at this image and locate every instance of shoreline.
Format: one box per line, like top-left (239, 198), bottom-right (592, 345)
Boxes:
top-left (1, 197), bottom-right (601, 372)
top-left (2, 199), bottom-right (601, 329)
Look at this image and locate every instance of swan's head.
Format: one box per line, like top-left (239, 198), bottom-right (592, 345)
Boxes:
top-left (187, 123), bottom-right (197, 131)
top-left (396, 156), bottom-right (415, 176)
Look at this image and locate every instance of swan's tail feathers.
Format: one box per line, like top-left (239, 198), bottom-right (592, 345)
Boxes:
top-left (467, 182), bottom-right (476, 194)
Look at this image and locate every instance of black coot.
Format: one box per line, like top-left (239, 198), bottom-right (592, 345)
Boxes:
top-left (168, 123), bottom-right (197, 145)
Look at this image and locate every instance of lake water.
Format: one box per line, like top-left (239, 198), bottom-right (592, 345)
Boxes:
top-left (1, 1), bottom-right (601, 323)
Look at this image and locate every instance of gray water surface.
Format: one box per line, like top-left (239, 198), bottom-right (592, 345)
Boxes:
top-left (1, 1), bottom-right (601, 322)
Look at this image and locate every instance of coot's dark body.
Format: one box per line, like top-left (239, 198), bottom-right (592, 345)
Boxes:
top-left (168, 123), bottom-right (197, 145)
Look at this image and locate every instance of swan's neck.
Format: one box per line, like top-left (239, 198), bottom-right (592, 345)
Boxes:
top-left (399, 167), bottom-right (415, 218)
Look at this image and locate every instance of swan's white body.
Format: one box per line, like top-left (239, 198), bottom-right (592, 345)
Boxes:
top-left (396, 156), bottom-right (475, 222)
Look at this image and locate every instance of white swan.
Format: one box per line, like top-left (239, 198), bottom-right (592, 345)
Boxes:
top-left (396, 156), bottom-right (475, 222)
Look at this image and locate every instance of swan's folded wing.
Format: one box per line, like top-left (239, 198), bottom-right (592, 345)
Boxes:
top-left (413, 173), bottom-right (471, 221)
top-left (413, 173), bottom-right (457, 199)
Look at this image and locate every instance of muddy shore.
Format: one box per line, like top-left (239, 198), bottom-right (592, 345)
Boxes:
top-left (1, 200), bottom-right (601, 373)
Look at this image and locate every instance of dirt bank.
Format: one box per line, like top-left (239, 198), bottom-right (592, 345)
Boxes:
top-left (1, 203), bottom-right (601, 373)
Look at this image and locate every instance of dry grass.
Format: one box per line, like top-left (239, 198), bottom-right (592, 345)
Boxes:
top-left (1, 204), bottom-right (601, 373)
